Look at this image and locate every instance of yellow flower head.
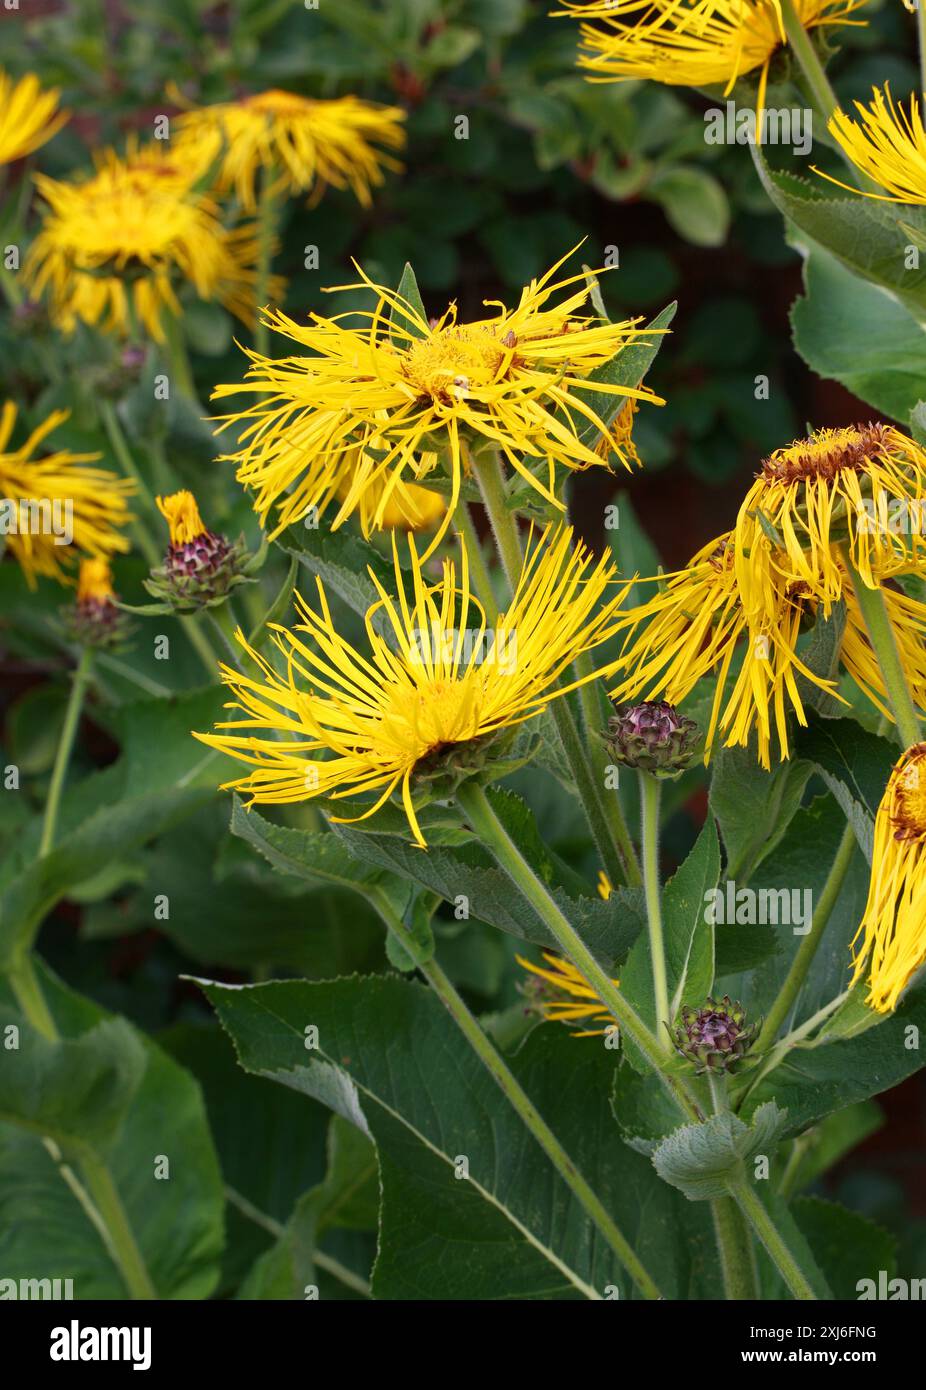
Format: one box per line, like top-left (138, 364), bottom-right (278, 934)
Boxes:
top-left (597, 869), bottom-right (613, 900)
top-left (76, 556), bottom-right (116, 604)
top-left (0, 69), bottom-right (68, 165)
top-left (554, 0), bottom-right (866, 104)
top-left (195, 525), bottom-right (628, 846)
top-left (818, 85), bottom-right (926, 204)
top-left (25, 144), bottom-right (281, 342)
top-left (212, 249), bottom-right (665, 553)
top-left (0, 401), bottom-right (134, 587)
top-left (609, 528), bottom-right (926, 767)
top-left (593, 396), bottom-right (641, 469)
top-left (734, 423), bottom-right (926, 630)
top-left (851, 743), bottom-right (926, 1013)
top-left (157, 489), bottom-right (208, 546)
top-left (174, 89), bottom-right (406, 212)
top-left (518, 952), bottom-right (617, 1036)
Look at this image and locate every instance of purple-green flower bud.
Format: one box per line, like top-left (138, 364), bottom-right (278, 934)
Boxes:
top-left (672, 995), bottom-right (759, 1074)
top-left (606, 699), bottom-right (700, 777)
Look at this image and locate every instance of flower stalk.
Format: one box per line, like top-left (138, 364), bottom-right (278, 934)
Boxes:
top-left (639, 771), bottom-right (672, 1051)
top-left (40, 646), bottom-right (93, 858)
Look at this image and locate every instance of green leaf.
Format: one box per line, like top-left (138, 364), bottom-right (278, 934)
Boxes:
top-left (390, 261), bottom-right (427, 345)
top-left (577, 301), bottom-right (677, 449)
top-left (710, 743), bottom-right (811, 883)
top-left (649, 167), bottom-right (730, 247)
top-left (0, 963), bottom-right (224, 1299)
top-left (741, 984), bottom-right (926, 1134)
top-left (202, 974), bottom-right (723, 1299)
top-left (276, 522), bottom-right (410, 624)
top-left (793, 1197), bottom-right (896, 1300)
top-left (780, 1101), bottom-right (882, 1196)
top-left (795, 714), bottom-right (896, 862)
top-left (754, 151), bottom-right (926, 319)
top-left (653, 1101), bottom-right (789, 1200)
top-left (0, 688), bottom-right (228, 967)
top-left (791, 239), bottom-right (926, 422)
top-left (333, 786), bottom-right (645, 967)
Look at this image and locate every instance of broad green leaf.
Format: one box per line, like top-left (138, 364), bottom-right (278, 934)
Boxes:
top-left (795, 715), bottom-right (896, 863)
top-left (791, 239), bottom-right (926, 422)
top-left (333, 786), bottom-right (645, 967)
top-left (650, 167), bottom-right (730, 247)
top-left (793, 1197), bottom-right (896, 1300)
top-left (202, 974), bottom-right (722, 1299)
top-left (0, 963), bottom-right (223, 1299)
top-left (740, 983), bottom-right (926, 1134)
top-left (577, 301), bottom-right (677, 449)
top-left (710, 742), bottom-right (811, 884)
top-left (276, 523), bottom-right (401, 619)
top-left (780, 1101), bottom-right (882, 1196)
top-left (0, 688), bottom-right (228, 966)
top-left (653, 1101), bottom-right (789, 1199)
top-left (390, 261), bottom-right (427, 344)
top-left (754, 152), bottom-right (926, 319)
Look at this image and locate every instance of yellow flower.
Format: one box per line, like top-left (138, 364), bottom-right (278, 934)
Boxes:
top-left (212, 250), bottom-right (665, 552)
top-left (25, 144), bottom-right (281, 342)
top-left (818, 85), bottom-right (926, 204)
top-left (518, 951), bottom-right (617, 1036)
top-left (195, 525), bottom-right (628, 846)
top-left (0, 69), bottom-right (68, 165)
top-left (609, 530), bottom-right (926, 767)
top-left (77, 557), bottom-right (116, 603)
top-left (851, 743), bottom-right (926, 1013)
top-left (174, 89), bottom-right (406, 212)
top-left (0, 401), bottom-right (133, 587)
top-left (593, 397), bottom-right (640, 470)
top-left (733, 423), bottom-right (926, 631)
top-left (597, 869), bottom-right (613, 900)
top-left (555, 0), bottom-right (866, 109)
top-left (157, 489), bottom-right (208, 546)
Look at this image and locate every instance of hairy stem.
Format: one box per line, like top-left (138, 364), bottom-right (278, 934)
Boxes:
top-left (640, 771), bottom-right (671, 1050)
top-left (731, 1181), bottom-right (817, 1300)
top-left (40, 648), bottom-right (93, 858)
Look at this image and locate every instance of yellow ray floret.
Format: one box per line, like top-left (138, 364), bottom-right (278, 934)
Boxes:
top-left (518, 951), bottom-right (618, 1036)
top-left (734, 423), bottom-right (926, 632)
top-left (0, 401), bottom-right (133, 587)
top-left (157, 489), bottom-right (208, 546)
top-left (212, 248), bottom-right (665, 553)
top-left (817, 85), bottom-right (926, 204)
top-left (24, 144), bottom-right (282, 342)
top-left (174, 89), bottom-right (406, 212)
top-left (0, 69), bottom-right (68, 165)
top-left (851, 743), bottom-right (926, 1013)
top-left (77, 557), bottom-right (116, 604)
top-left (195, 525), bottom-right (629, 846)
top-left (553, 0), bottom-right (866, 101)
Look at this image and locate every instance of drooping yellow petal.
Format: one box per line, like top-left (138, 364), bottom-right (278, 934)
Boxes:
top-left (0, 69), bottom-right (68, 165)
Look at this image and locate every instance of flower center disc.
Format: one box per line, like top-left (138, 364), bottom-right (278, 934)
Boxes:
top-left (761, 423), bottom-right (887, 483)
top-left (379, 677), bottom-right (484, 762)
top-left (403, 325), bottom-right (513, 403)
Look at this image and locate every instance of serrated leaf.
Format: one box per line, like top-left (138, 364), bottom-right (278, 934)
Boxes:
top-left (710, 743), bottom-right (811, 883)
top-left (795, 714), bottom-right (896, 863)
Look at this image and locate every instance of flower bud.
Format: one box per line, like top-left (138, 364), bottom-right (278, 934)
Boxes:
top-left (606, 699), bottom-right (700, 777)
top-left (145, 489), bottom-right (248, 611)
top-left (672, 995), bottom-right (759, 1074)
top-left (62, 558), bottom-right (133, 650)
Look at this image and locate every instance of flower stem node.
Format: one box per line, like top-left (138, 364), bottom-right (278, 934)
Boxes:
top-left (606, 699), bottom-right (701, 778)
top-left (672, 996), bottom-right (760, 1075)
top-left (144, 490), bottom-right (254, 612)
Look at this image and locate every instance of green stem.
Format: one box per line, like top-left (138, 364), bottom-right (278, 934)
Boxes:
top-left (456, 780), bottom-right (700, 1121)
top-left (162, 312), bottom-right (197, 400)
top-left (779, 0), bottom-right (859, 180)
top-left (575, 657), bottom-right (642, 887)
top-left (99, 399), bottom-right (159, 564)
top-left (40, 648), bottom-right (93, 858)
top-left (753, 819), bottom-right (857, 1053)
top-left (455, 502), bottom-right (499, 626)
top-left (7, 955), bottom-right (155, 1298)
top-left (372, 890), bottom-right (663, 1300)
top-left (639, 772), bottom-right (671, 1050)
top-left (842, 550), bottom-right (922, 749)
top-left (731, 1181), bottom-right (817, 1300)
top-left (471, 448), bottom-right (638, 889)
top-left (254, 165), bottom-right (280, 361)
top-left (712, 1195), bottom-right (760, 1300)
